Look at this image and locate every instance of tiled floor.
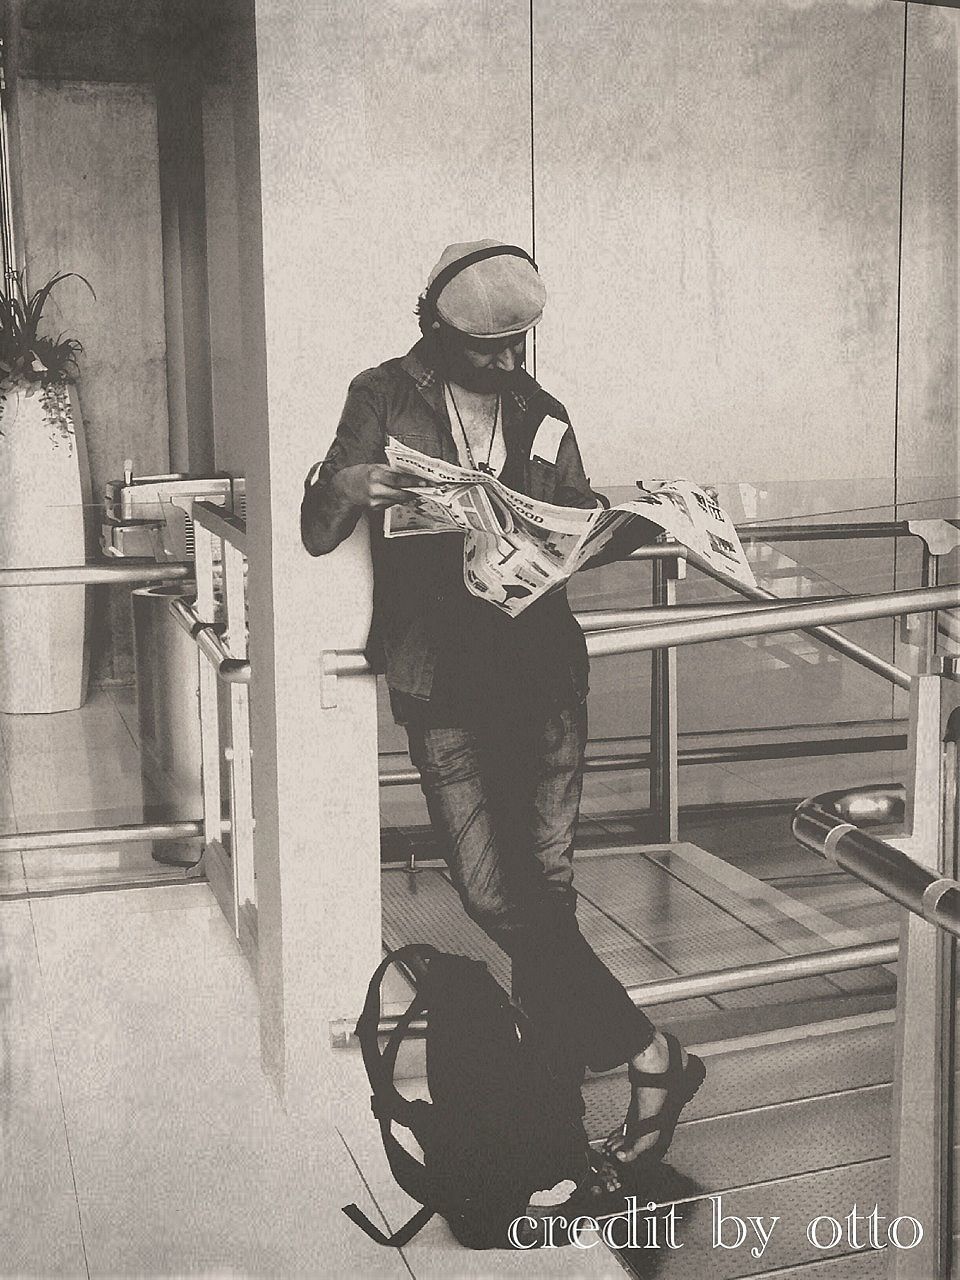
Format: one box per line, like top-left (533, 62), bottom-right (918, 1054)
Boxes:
top-left (0, 687), bottom-right (192, 897)
top-left (2, 880), bottom-right (623, 1277)
top-left (2, 884), bottom-right (394, 1277)
top-left (0, 682), bottom-right (908, 1276)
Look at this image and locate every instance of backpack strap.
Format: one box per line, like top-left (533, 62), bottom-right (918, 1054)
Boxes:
top-left (341, 1202), bottom-right (434, 1249)
top-left (342, 945), bottom-right (442, 1246)
top-left (355, 945), bottom-right (435, 1132)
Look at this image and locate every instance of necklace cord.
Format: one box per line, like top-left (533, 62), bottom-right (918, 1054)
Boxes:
top-left (446, 382), bottom-right (501, 474)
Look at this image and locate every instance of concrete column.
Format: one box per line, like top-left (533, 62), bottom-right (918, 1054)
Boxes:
top-left (244, 0), bottom-right (531, 1114)
top-left (156, 47), bottom-right (215, 475)
top-left (242, 2), bottom-right (382, 1118)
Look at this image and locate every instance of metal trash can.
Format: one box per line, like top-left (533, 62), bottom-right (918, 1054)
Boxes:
top-left (132, 584), bottom-right (204, 867)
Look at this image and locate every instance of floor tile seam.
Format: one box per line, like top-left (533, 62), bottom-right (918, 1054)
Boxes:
top-left (547, 873), bottom-right (728, 1012)
top-left (25, 896), bottom-right (90, 1279)
top-left (589, 842), bottom-right (877, 959)
top-left (336, 1128), bottom-right (417, 1279)
top-left (714, 760), bottom-right (780, 797)
top-left (593, 760), bottom-right (771, 802)
top-left (674, 1079), bottom-right (891, 1131)
top-left (574, 858), bottom-right (806, 981)
top-left (0, 874), bottom-right (193, 904)
top-left (106, 687), bottom-right (141, 751)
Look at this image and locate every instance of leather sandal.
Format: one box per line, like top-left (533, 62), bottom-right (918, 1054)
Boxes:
top-left (604, 1033), bottom-right (706, 1169)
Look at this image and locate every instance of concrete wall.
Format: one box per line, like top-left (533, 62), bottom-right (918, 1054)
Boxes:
top-left (319, 0), bottom-right (954, 757)
top-left (15, 78), bottom-right (168, 685)
top-left (202, 80), bottom-right (246, 480)
top-left (156, 52), bottom-right (215, 476)
top-left (898, 1), bottom-right (959, 511)
top-left (10, 0), bottom-right (957, 743)
top-left (534, 0), bottom-right (903, 498)
top-left (9, 1), bottom-right (241, 684)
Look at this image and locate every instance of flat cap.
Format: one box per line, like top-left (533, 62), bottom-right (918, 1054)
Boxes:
top-left (426, 239), bottom-right (546, 340)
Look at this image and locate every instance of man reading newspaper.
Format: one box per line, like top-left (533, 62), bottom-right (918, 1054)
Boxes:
top-left (301, 240), bottom-right (708, 1219)
top-left (381, 437), bottom-right (753, 616)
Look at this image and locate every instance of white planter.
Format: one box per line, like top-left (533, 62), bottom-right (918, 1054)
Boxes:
top-left (0, 380), bottom-right (93, 712)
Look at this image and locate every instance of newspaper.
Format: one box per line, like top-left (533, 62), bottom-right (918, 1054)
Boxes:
top-left (383, 436), bottom-right (756, 616)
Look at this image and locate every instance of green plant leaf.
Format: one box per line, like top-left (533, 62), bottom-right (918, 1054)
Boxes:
top-left (0, 271), bottom-right (95, 382)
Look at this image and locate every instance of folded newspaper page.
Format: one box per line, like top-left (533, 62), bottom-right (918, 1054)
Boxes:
top-left (383, 436), bottom-right (755, 617)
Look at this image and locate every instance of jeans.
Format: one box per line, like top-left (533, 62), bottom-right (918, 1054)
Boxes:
top-left (405, 698), bottom-right (656, 1104)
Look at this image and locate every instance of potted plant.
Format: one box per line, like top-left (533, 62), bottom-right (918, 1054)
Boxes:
top-left (0, 270), bottom-right (97, 713)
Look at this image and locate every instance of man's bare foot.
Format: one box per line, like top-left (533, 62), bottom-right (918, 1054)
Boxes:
top-left (602, 1031), bottom-right (698, 1165)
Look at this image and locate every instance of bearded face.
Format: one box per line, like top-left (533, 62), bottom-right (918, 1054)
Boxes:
top-left (437, 327), bottom-right (527, 393)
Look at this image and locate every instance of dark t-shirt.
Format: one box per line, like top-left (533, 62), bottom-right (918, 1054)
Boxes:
top-left (389, 550), bottom-right (588, 727)
top-left (389, 449), bottom-right (588, 727)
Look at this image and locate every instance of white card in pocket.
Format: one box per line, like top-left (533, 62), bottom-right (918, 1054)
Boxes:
top-left (530, 416), bottom-right (568, 466)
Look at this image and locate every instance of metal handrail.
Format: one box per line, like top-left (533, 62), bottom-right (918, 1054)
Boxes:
top-left (378, 732), bottom-right (906, 788)
top-left (169, 597), bottom-right (251, 684)
top-left (583, 584), bottom-right (960, 686)
top-left (622, 517), bottom-right (958, 566)
top-left (792, 785), bottom-right (960, 938)
top-left (577, 596), bottom-right (846, 632)
top-left (325, 585), bottom-right (954, 683)
top-left (192, 500), bottom-right (248, 553)
top-left (0, 819), bottom-right (215, 854)
top-left (0, 562), bottom-right (193, 586)
top-left (795, 783), bottom-right (906, 827)
top-left (684, 551), bottom-right (928, 686)
top-left (336, 938), bottom-right (899, 1041)
top-left (1, 517), bottom-right (949, 590)
top-left (735, 518), bottom-right (959, 544)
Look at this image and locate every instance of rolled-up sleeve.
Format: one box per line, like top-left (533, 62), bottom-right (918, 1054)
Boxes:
top-left (557, 423), bottom-right (661, 569)
top-left (300, 371), bottom-right (387, 556)
top-left (554, 424), bottom-right (610, 510)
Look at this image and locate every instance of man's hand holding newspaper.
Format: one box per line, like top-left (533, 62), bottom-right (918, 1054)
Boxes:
top-left (382, 437), bottom-right (755, 617)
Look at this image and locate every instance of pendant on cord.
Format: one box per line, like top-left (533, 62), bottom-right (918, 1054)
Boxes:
top-left (476, 462), bottom-right (495, 475)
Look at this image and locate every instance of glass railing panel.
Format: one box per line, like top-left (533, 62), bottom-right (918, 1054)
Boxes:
top-left (379, 482), bottom-right (958, 843)
top-left (0, 499), bottom-right (213, 892)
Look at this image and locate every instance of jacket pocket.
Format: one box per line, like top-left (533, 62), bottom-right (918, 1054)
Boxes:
top-left (528, 457), bottom-right (558, 503)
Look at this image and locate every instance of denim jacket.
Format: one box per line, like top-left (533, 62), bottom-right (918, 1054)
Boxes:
top-left (301, 337), bottom-right (610, 702)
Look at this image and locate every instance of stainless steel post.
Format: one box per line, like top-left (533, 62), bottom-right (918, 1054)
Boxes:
top-left (891, 669), bottom-right (960, 1280)
top-left (649, 558), bottom-right (679, 841)
top-left (918, 547), bottom-right (940, 671)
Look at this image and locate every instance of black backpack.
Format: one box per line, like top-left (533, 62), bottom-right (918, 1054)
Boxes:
top-left (342, 943), bottom-right (588, 1250)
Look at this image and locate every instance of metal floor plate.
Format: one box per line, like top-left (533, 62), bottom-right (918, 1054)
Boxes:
top-left (584, 1021), bottom-right (894, 1133)
top-left (381, 844), bottom-right (890, 1029)
top-left (572, 851), bottom-right (883, 1009)
top-left (615, 1160), bottom-right (890, 1279)
top-left (381, 862), bottom-right (719, 1017)
top-left (594, 1083), bottom-right (889, 1192)
top-left (381, 868), bottom-right (511, 989)
top-left (751, 1252), bottom-right (887, 1279)
top-left (639, 844), bottom-right (895, 997)
top-left (379, 852), bottom-right (905, 1280)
